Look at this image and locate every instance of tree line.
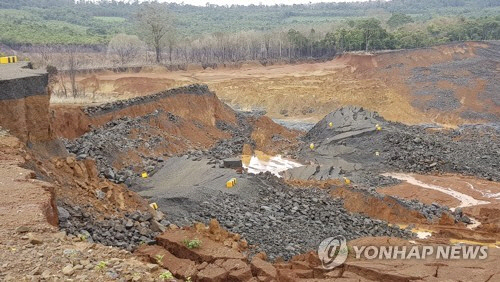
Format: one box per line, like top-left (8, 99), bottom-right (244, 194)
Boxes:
top-left (111, 4), bottom-right (500, 66)
top-left (3, 0), bottom-right (500, 68)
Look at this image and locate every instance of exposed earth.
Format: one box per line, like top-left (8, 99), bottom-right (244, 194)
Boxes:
top-left (65, 41), bottom-right (500, 127)
top-left (1, 41), bottom-right (500, 281)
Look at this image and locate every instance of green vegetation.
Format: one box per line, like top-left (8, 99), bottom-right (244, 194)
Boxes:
top-left (159, 271), bottom-right (174, 280)
top-left (182, 238), bottom-right (202, 249)
top-left (1, 0), bottom-right (499, 46)
top-left (155, 254), bottom-right (164, 264)
top-left (94, 261), bottom-right (108, 271)
top-left (77, 233), bottom-right (88, 241)
top-left (2, 0), bottom-right (500, 68)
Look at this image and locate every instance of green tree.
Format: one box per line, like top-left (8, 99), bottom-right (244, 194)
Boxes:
top-left (387, 13), bottom-right (414, 28)
top-left (356, 18), bottom-right (386, 52)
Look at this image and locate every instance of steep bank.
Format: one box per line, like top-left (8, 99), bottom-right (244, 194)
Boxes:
top-left (0, 62), bottom-right (52, 143)
top-left (60, 85), bottom-right (300, 184)
top-left (51, 84), bottom-right (237, 140)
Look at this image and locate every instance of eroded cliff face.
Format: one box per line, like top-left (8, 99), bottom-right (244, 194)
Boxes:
top-left (0, 63), bottom-right (52, 143)
top-left (50, 84), bottom-right (237, 141)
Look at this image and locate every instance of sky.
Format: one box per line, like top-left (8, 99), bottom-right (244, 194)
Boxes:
top-left (155, 0), bottom-right (368, 6)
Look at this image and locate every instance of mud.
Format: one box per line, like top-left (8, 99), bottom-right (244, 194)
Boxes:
top-left (67, 41), bottom-right (500, 127)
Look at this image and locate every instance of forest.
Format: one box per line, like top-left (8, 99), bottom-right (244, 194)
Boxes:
top-left (1, 0), bottom-right (500, 67)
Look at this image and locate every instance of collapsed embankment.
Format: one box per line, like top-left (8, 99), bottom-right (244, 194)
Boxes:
top-left (51, 84), bottom-right (237, 140)
top-left (210, 41), bottom-right (500, 126)
top-left (0, 63), bottom-right (162, 251)
top-left (56, 84), bottom-right (300, 184)
top-left (0, 63), bottom-right (52, 143)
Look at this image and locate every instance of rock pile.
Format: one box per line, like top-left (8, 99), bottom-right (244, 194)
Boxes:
top-left (185, 173), bottom-right (413, 260)
top-left (206, 113), bottom-right (255, 160)
top-left (297, 106), bottom-right (500, 185)
top-left (64, 110), bottom-right (169, 184)
top-left (381, 126), bottom-right (500, 181)
top-left (304, 105), bottom-right (382, 142)
top-left (65, 108), bottom-right (257, 185)
top-left (58, 204), bottom-right (167, 252)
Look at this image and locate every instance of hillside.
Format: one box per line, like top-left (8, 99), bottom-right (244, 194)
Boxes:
top-left (68, 41), bottom-right (500, 127)
top-left (1, 0), bottom-right (500, 45)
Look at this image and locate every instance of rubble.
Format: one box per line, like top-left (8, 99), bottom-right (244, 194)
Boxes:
top-left (293, 106), bottom-right (500, 185)
top-left (58, 204), bottom-right (162, 251)
top-left (169, 173), bottom-right (414, 261)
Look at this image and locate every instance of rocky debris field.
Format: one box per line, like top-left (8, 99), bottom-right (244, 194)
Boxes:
top-left (206, 111), bottom-right (256, 160)
top-left (65, 107), bottom-right (258, 185)
top-left (0, 230), bottom-right (168, 281)
top-left (60, 99), bottom-right (498, 269)
top-left (294, 106), bottom-right (500, 185)
top-left (380, 125), bottom-right (500, 181)
top-left (149, 171), bottom-right (414, 261)
top-left (64, 110), bottom-right (172, 185)
top-left (57, 204), bottom-right (168, 252)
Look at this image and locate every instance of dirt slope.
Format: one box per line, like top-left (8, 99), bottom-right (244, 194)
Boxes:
top-left (64, 41), bottom-right (500, 127)
top-left (54, 84), bottom-right (299, 185)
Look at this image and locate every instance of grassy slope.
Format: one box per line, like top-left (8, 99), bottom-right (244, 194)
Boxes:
top-left (1, 2), bottom-right (499, 45)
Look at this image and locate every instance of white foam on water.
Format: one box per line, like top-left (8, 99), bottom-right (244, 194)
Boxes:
top-left (383, 173), bottom-right (490, 208)
top-left (466, 182), bottom-right (500, 200)
top-left (244, 155), bottom-right (303, 178)
top-left (416, 231), bottom-right (432, 239)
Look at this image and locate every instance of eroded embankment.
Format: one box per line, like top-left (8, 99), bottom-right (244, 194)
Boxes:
top-left (336, 41), bottom-right (500, 124)
top-left (214, 41), bottom-right (500, 126)
top-left (56, 84), bottom-right (300, 184)
top-left (51, 84), bottom-right (237, 140)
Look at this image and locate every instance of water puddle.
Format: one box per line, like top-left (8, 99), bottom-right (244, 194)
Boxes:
top-left (383, 173), bottom-right (490, 208)
top-left (465, 182), bottom-right (500, 200)
top-left (242, 151), bottom-right (303, 178)
top-left (397, 225), bottom-right (434, 239)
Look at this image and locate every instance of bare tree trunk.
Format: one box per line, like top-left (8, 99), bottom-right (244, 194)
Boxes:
top-left (279, 40), bottom-right (282, 58)
top-left (68, 49), bottom-right (78, 98)
top-left (155, 45), bottom-right (161, 63)
top-left (58, 73), bottom-right (68, 98)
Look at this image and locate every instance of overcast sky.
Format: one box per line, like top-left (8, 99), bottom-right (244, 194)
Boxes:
top-left (155, 0), bottom-right (368, 6)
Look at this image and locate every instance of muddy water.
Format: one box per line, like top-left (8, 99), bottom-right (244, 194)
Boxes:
top-left (242, 153), bottom-right (303, 177)
top-left (465, 182), bottom-right (500, 200)
top-left (383, 173), bottom-right (490, 208)
top-left (272, 118), bottom-right (316, 132)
